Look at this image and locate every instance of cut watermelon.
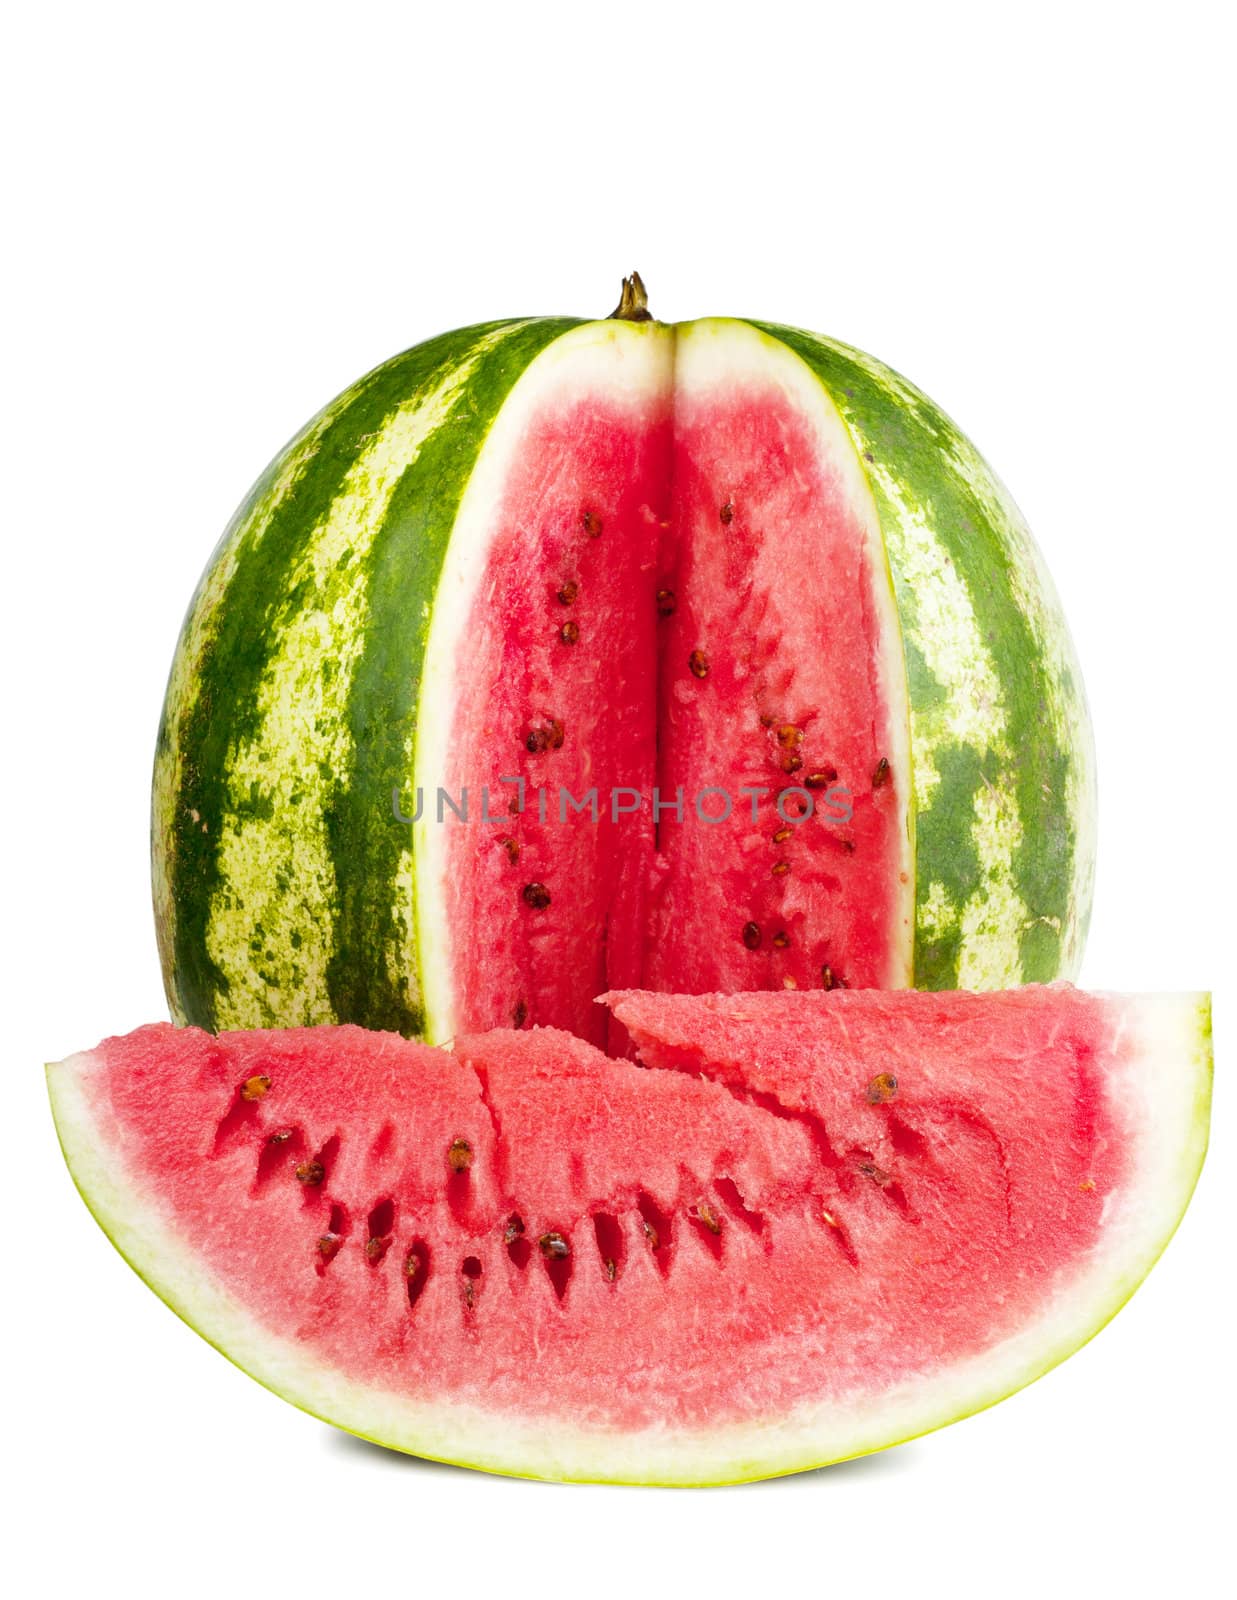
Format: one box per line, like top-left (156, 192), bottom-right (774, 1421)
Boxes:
top-left (154, 295), bottom-right (1094, 1044)
top-left (48, 986), bottom-right (1210, 1484)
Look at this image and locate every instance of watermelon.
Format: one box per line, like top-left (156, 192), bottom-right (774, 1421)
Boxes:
top-left (47, 985), bottom-right (1210, 1484)
top-left (153, 278), bottom-right (1095, 1045)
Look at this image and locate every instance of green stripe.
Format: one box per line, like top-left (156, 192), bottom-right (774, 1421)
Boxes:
top-left (751, 321), bottom-right (1095, 988)
top-left (163, 320), bottom-right (574, 1030)
top-left (325, 318), bottom-right (581, 1034)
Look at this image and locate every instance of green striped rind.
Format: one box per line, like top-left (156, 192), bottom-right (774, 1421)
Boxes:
top-left (154, 318), bottom-right (581, 1034)
top-left (750, 322), bottom-right (1097, 989)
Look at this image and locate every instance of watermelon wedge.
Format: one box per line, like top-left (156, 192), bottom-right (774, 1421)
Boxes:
top-left (47, 986), bottom-right (1210, 1484)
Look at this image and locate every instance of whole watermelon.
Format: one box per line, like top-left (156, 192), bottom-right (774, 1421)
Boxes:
top-left (153, 276), bottom-right (1094, 1044)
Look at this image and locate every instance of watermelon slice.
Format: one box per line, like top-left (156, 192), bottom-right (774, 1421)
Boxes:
top-left (47, 986), bottom-right (1210, 1483)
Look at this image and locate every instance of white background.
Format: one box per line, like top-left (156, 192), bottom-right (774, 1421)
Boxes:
top-left (4, 2), bottom-right (1233, 1595)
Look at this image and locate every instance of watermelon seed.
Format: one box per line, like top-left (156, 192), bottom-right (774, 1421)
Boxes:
top-left (557, 580), bottom-right (578, 605)
top-left (539, 1233), bottom-right (573, 1300)
top-left (742, 920), bottom-right (762, 950)
top-left (759, 713), bottom-right (775, 728)
top-left (656, 587), bottom-right (676, 617)
top-left (637, 1193), bottom-right (673, 1272)
top-left (525, 727), bottom-right (548, 754)
top-left (858, 1160), bottom-right (891, 1187)
top-left (365, 1236), bottom-right (390, 1264)
top-left (522, 882), bottom-right (551, 910)
top-left (866, 1073), bottom-right (899, 1104)
top-left (772, 860), bottom-right (790, 877)
top-left (772, 826), bottom-right (793, 844)
top-left (805, 767), bottom-right (838, 789)
top-left (821, 965), bottom-right (848, 990)
top-left (780, 752), bottom-right (803, 774)
top-left (498, 835), bottom-right (520, 864)
top-left (240, 1073), bottom-right (271, 1102)
top-left (404, 1242), bottom-right (431, 1312)
top-left (592, 1213), bottom-right (625, 1282)
top-left (365, 1198), bottom-right (395, 1261)
top-left (694, 1202), bottom-right (722, 1235)
top-left (582, 510), bottom-right (604, 538)
top-left (772, 930), bottom-right (791, 949)
top-left (511, 998), bottom-right (528, 1028)
top-left (548, 718), bottom-right (565, 749)
top-left (447, 1137), bottom-right (474, 1174)
top-left (720, 501), bottom-right (735, 525)
top-left (267, 1127), bottom-right (294, 1145)
top-left (689, 648), bottom-right (710, 679)
top-left (295, 1160), bottom-right (325, 1187)
top-left (776, 724), bottom-right (801, 749)
top-left (559, 620), bottom-right (580, 645)
top-left (505, 1215), bottom-right (532, 1269)
top-left (872, 756), bottom-right (891, 788)
top-left (316, 1233), bottom-right (342, 1267)
top-left (461, 1256), bottom-right (483, 1312)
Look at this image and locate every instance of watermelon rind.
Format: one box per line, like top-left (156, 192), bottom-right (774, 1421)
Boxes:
top-left (46, 994), bottom-right (1210, 1485)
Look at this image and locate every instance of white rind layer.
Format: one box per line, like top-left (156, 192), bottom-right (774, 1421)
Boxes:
top-left (46, 993), bottom-right (1210, 1484)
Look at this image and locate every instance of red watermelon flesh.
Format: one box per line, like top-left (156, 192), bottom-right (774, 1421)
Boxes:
top-left (433, 325), bottom-right (910, 1050)
top-left (47, 985), bottom-right (1210, 1483)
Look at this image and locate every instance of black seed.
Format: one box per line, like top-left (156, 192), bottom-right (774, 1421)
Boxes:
top-left (295, 1160), bottom-right (325, 1186)
top-left (742, 920), bottom-right (762, 950)
top-left (559, 621), bottom-right (580, 644)
top-left (780, 751), bottom-right (803, 774)
top-left (866, 1073), bottom-right (899, 1104)
top-left (872, 756), bottom-right (891, 788)
top-left (240, 1073), bottom-right (271, 1102)
top-left (805, 767), bottom-right (838, 789)
top-left (448, 1137), bottom-right (474, 1174)
top-left (656, 588), bottom-right (676, 617)
top-left (522, 881), bottom-right (551, 910)
top-left (504, 1215), bottom-right (525, 1244)
top-left (267, 1127), bottom-right (294, 1145)
top-left (498, 835), bottom-right (520, 864)
top-left (539, 1231), bottom-right (570, 1260)
top-left (511, 999), bottom-right (528, 1028)
top-left (557, 580), bottom-right (578, 605)
top-left (582, 511), bottom-right (603, 538)
top-left (689, 648), bottom-right (710, 679)
top-left (720, 501), bottom-right (735, 525)
top-left (525, 728), bottom-right (548, 754)
top-left (772, 930), bottom-right (790, 949)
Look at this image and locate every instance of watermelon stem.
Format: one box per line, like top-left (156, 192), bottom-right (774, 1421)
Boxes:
top-left (609, 270), bottom-right (652, 322)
